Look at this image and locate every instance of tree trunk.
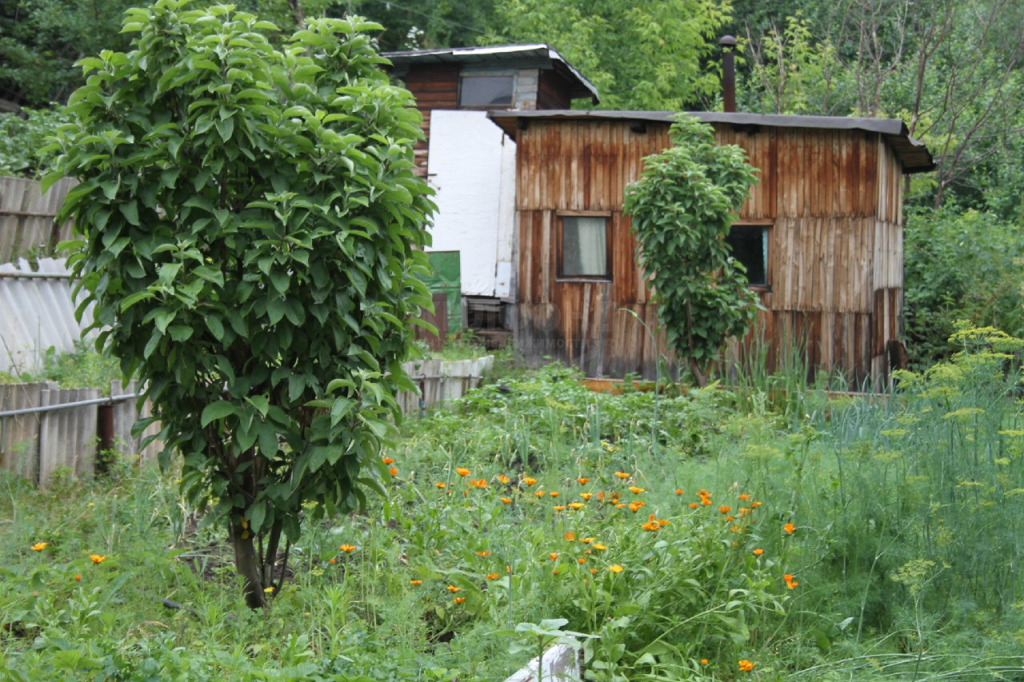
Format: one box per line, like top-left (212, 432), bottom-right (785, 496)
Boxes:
top-left (230, 518), bottom-right (267, 609)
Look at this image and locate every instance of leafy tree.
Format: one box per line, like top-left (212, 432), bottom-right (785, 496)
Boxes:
top-left (484, 0), bottom-right (732, 110)
top-left (46, 0), bottom-right (434, 608)
top-left (622, 116), bottom-right (759, 385)
top-left (0, 106), bottom-right (73, 177)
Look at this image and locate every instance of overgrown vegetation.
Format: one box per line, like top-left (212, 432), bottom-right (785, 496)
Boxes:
top-left (2, 327), bottom-right (1022, 679)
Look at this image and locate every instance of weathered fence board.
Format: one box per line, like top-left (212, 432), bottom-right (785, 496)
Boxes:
top-left (0, 176), bottom-right (76, 263)
top-left (398, 356), bottom-right (494, 413)
top-left (0, 257), bottom-right (95, 375)
top-left (0, 380), bottom-right (159, 486)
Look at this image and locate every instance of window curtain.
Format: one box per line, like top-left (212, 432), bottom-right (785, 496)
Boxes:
top-left (563, 217), bottom-right (607, 276)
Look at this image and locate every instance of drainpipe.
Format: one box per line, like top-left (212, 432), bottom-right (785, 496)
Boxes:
top-left (719, 35), bottom-right (737, 113)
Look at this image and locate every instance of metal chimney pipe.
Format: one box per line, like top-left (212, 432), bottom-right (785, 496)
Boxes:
top-left (719, 34), bottom-right (737, 113)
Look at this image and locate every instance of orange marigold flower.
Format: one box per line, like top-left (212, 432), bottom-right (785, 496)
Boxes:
top-left (549, 552), bottom-right (559, 561)
top-left (738, 493), bottom-right (751, 501)
top-left (725, 515), bottom-right (735, 522)
top-left (534, 491), bottom-right (546, 498)
top-left (738, 659), bottom-right (755, 672)
top-left (381, 457), bottom-right (394, 465)
top-left (498, 474), bottom-right (510, 484)
top-left (701, 498), bottom-right (713, 506)
top-left (329, 558), bottom-right (337, 564)
top-left (784, 522), bottom-right (796, 534)
top-left (410, 579), bottom-right (423, 586)
top-left (592, 543), bottom-right (608, 551)
top-left (475, 551), bottom-right (491, 557)
top-left (90, 554), bottom-right (106, 564)
top-left (523, 477), bottom-right (538, 486)
top-left (700, 659), bottom-right (709, 665)
top-left (30, 542), bottom-right (47, 551)
top-left (752, 548), bottom-right (764, 556)
top-left (752, 501), bottom-right (763, 508)
top-left (74, 574), bottom-right (81, 581)
top-left (454, 596), bottom-right (465, 604)
top-left (784, 574), bottom-right (799, 589)
top-left (564, 532), bottom-right (575, 541)
top-left (628, 486), bottom-right (645, 494)
top-left (590, 568), bottom-right (598, 575)
top-left (549, 491), bottom-right (560, 498)
top-left (675, 488), bottom-right (684, 495)
top-left (577, 557), bottom-right (586, 564)
top-left (553, 505), bottom-right (566, 511)
top-left (486, 573), bottom-right (499, 580)
top-left (614, 471), bottom-right (631, 480)
top-left (435, 482), bottom-right (446, 489)
top-left (597, 492), bottom-right (605, 500)
top-left (719, 505), bottom-right (732, 514)
top-left (581, 537), bottom-right (594, 544)
top-left (455, 467), bottom-right (471, 477)
top-left (339, 544), bottom-right (357, 553)
top-left (608, 564), bottom-right (624, 573)
top-left (469, 478), bottom-right (488, 488)
top-left (616, 503), bottom-right (626, 509)
top-left (580, 493), bottom-right (593, 501)
top-left (627, 501), bottom-right (645, 512)
top-left (500, 497), bottom-right (512, 504)
top-left (577, 477), bottom-right (590, 485)
top-left (447, 585), bottom-right (462, 593)
top-left (641, 521), bottom-right (659, 531)
top-left (388, 467), bottom-right (398, 476)
top-left (689, 502), bottom-right (699, 509)
top-left (568, 502), bottom-right (584, 510)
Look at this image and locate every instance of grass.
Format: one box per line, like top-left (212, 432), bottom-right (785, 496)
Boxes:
top-left (1, 329), bottom-right (1023, 680)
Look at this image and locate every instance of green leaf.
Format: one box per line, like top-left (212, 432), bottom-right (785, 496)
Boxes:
top-left (201, 401), bottom-right (238, 427)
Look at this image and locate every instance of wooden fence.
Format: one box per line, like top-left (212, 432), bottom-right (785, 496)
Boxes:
top-left (0, 176), bottom-right (77, 263)
top-left (0, 380), bottom-right (159, 486)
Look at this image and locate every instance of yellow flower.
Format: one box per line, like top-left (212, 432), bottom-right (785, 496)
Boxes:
top-left (339, 544), bottom-right (357, 552)
top-left (469, 478), bottom-right (488, 489)
top-left (475, 551), bottom-right (491, 557)
top-left (553, 505), bottom-right (566, 511)
top-left (568, 502), bottom-right (584, 510)
top-left (486, 573), bottom-right (500, 580)
top-left (549, 552), bottom-right (559, 561)
top-left (498, 475), bottom-right (511, 484)
top-left (627, 501), bottom-right (645, 512)
top-left (534, 491), bottom-right (546, 498)
top-left (435, 482), bottom-right (446, 489)
top-left (608, 564), bottom-right (624, 573)
top-left (580, 493), bottom-right (593, 501)
top-left (614, 471), bottom-right (630, 480)
top-left (564, 532), bottom-right (575, 541)
top-left (784, 522), bottom-right (796, 534)
top-left (453, 596), bottom-right (465, 604)
top-left (752, 548), bottom-right (764, 556)
top-left (90, 554), bottom-right (106, 563)
top-left (264, 586), bottom-right (275, 593)
top-left (447, 585), bottom-right (462, 593)
top-left (628, 486), bottom-right (645, 494)
top-left (523, 477), bottom-right (538, 486)
top-left (738, 659), bottom-right (755, 672)
top-left (500, 497), bottom-right (512, 504)
top-left (410, 580), bottom-right (423, 586)
top-left (30, 542), bottom-right (48, 551)
top-left (592, 543), bottom-right (608, 551)
top-left (549, 491), bottom-right (560, 498)
top-left (455, 467), bottom-right (471, 477)
top-left (581, 537), bottom-right (594, 544)
top-left (576, 477), bottom-right (590, 485)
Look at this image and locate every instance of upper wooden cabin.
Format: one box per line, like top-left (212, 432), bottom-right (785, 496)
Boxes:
top-left (384, 44), bottom-right (599, 177)
top-left (488, 110), bottom-right (934, 387)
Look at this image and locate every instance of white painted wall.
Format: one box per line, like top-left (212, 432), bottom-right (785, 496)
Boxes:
top-left (427, 110), bottom-right (516, 298)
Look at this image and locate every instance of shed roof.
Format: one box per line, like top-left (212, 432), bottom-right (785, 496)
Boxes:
top-left (383, 44), bottom-right (600, 104)
top-left (488, 110), bottom-right (934, 173)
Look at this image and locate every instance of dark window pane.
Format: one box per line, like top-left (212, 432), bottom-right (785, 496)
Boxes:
top-left (459, 75), bottom-right (514, 107)
top-left (726, 226), bottom-right (768, 286)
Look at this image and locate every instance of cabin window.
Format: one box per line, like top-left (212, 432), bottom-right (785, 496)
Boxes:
top-left (559, 215), bottom-right (610, 279)
top-left (459, 74), bottom-right (515, 107)
top-left (726, 224), bottom-right (770, 287)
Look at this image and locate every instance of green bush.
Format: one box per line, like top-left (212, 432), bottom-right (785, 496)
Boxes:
top-left (0, 107), bottom-right (72, 178)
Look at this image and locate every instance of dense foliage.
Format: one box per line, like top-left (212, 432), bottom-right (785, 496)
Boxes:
top-left (623, 116), bottom-right (759, 385)
top-left (2, 331), bottom-right (1023, 678)
top-left (46, 1), bottom-right (434, 608)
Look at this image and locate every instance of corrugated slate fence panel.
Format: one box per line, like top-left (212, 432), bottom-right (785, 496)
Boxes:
top-left (37, 383), bottom-right (100, 485)
top-left (0, 176), bottom-right (77, 263)
top-left (0, 382), bottom-right (45, 481)
top-left (0, 257), bottom-right (95, 375)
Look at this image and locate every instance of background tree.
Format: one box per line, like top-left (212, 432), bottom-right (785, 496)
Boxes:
top-left (623, 116), bottom-right (759, 386)
top-left (46, 0), bottom-right (434, 608)
top-left (484, 0), bottom-right (733, 110)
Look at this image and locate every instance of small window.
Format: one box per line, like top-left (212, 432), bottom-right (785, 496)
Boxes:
top-left (726, 225), bottom-right (770, 287)
top-left (560, 215), bottom-right (610, 279)
top-left (459, 75), bottom-right (514, 107)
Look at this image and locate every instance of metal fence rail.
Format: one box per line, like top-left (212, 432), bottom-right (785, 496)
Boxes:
top-left (0, 380), bottom-right (159, 486)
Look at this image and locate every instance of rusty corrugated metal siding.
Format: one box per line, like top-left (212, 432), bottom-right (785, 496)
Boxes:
top-left (513, 118), bottom-right (906, 386)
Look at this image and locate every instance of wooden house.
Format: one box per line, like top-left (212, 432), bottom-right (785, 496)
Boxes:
top-left (383, 46), bottom-right (597, 341)
top-left (487, 110), bottom-right (934, 386)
